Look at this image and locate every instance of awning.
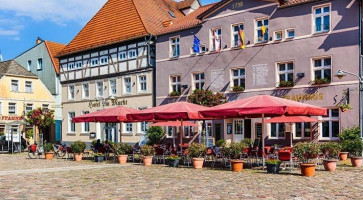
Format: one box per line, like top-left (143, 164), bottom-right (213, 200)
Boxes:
top-left (265, 116), bottom-right (319, 123)
top-left (72, 106), bottom-right (139, 123)
top-left (149, 121), bottom-right (198, 127)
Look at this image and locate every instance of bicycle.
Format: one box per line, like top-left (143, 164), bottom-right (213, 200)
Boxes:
top-left (53, 144), bottom-right (67, 158)
top-left (28, 144), bottom-right (44, 159)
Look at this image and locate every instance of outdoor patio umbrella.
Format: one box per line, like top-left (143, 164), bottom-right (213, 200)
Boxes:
top-left (72, 106), bottom-right (139, 123)
top-left (199, 95), bottom-right (327, 166)
top-left (126, 102), bottom-right (209, 147)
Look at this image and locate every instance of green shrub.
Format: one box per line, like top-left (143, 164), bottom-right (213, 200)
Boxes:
top-left (26, 129), bottom-right (33, 139)
top-left (266, 159), bottom-right (282, 165)
top-left (187, 143), bottom-right (207, 158)
top-left (320, 142), bottom-right (341, 159)
top-left (166, 156), bottom-right (182, 161)
top-left (215, 139), bottom-right (226, 147)
top-left (114, 143), bottom-right (132, 155)
top-left (227, 142), bottom-right (247, 159)
top-left (339, 127), bottom-right (361, 142)
top-left (341, 139), bottom-right (363, 157)
top-left (146, 126), bottom-right (164, 146)
top-left (43, 142), bottom-right (54, 153)
top-left (241, 138), bottom-right (253, 148)
top-left (71, 141), bottom-right (86, 154)
top-left (293, 142), bottom-right (320, 163)
top-left (140, 145), bottom-right (154, 156)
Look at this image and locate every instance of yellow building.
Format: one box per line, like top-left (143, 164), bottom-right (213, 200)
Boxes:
top-left (0, 60), bottom-right (55, 142)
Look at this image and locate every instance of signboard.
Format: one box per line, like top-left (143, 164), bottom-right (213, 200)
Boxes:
top-left (5, 132), bottom-right (21, 143)
top-left (0, 116), bottom-right (23, 121)
top-left (89, 99), bottom-right (128, 109)
top-left (252, 64), bottom-right (269, 86)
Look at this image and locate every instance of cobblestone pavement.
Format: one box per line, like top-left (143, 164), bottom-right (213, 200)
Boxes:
top-left (0, 153), bottom-right (362, 200)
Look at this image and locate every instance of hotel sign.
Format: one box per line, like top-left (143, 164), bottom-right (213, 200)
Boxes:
top-left (281, 93), bottom-right (324, 102)
top-left (89, 99), bottom-right (128, 109)
top-left (0, 116), bottom-right (23, 121)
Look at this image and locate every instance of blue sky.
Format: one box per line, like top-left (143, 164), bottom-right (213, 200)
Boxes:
top-left (0, 0), bottom-right (218, 61)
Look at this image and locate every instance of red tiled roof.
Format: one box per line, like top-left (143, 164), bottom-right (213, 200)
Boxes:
top-left (177, 0), bottom-right (197, 10)
top-left (44, 41), bottom-right (66, 74)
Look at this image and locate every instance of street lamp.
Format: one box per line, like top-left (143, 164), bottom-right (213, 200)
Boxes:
top-left (335, 69), bottom-right (363, 140)
top-left (95, 96), bottom-right (115, 110)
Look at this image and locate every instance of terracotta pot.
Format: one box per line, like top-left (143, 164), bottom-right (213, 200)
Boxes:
top-left (350, 157), bottom-right (363, 167)
top-left (341, 108), bottom-right (348, 112)
top-left (300, 163), bottom-right (316, 177)
top-left (117, 155), bottom-right (128, 164)
top-left (142, 156), bottom-right (153, 166)
top-left (192, 158), bottom-right (204, 169)
top-left (339, 152), bottom-right (349, 161)
top-left (45, 152), bottom-right (54, 160)
top-left (74, 154), bottom-right (83, 162)
top-left (323, 160), bottom-right (338, 172)
top-left (230, 160), bottom-right (244, 172)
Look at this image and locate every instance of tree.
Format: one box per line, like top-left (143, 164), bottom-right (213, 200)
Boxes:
top-left (25, 108), bottom-right (54, 143)
top-left (146, 126), bottom-right (164, 146)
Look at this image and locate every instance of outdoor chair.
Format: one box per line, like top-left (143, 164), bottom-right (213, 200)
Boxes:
top-left (66, 147), bottom-right (74, 161)
top-left (182, 149), bottom-right (192, 167)
top-left (204, 148), bottom-right (217, 168)
top-left (154, 146), bottom-right (166, 164)
top-left (278, 150), bottom-right (294, 172)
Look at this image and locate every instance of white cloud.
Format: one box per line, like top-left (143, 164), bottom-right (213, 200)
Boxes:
top-left (0, 0), bottom-right (107, 25)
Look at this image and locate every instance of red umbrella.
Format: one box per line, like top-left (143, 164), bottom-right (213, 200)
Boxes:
top-left (72, 106), bottom-right (139, 123)
top-left (265, 116), bottom-right (318, 123)
top-left (150, 121), bottom-right (198, 127)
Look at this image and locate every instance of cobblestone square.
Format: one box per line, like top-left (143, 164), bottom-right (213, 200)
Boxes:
top-left (0, 153), bottom-right (362, 199)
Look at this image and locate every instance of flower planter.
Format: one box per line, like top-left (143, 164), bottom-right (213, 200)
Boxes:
top-left (45, 152), bottom-right (54, 160)
top-left (266, 163), bottom-right (281, 174)
top-left (94, 156), bottom-right (104, 162)
top-left (167, 159), bottom-right (180, 167)
top-left (117, 155), bottom-right (128, 164)
top-left (230, 160), bottom-right (244, 172)
top-left (192, 158), bottom-right (204, 169)
top-left (142, 156), bottom-right (153, 166)
top-left (350, 157), bottom-right (363, 167)
top-left (339, 152), bottom-right (349, 161)
top-left (323, 160), bottom-right (338, 172)
top-left (300, 163), bottom-right (316, 177)
top-left (74, 154), bottom-right (83, 162)
top-left (341, 108), bottom-right (348, 112)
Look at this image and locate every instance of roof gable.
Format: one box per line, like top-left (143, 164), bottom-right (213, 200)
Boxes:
top-left (44, 41), bottom-right (66, 74)
top-left (0, 60), bottom-right (38, 78)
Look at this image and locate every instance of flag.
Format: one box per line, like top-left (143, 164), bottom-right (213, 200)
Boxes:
top-left (261, 25), bottom-right (266, 36)
top-left (238, 28), bottom-right (245, 50)
top-left (193, 35), bottom-right (200, 53)
top-left (213, 30), bottom-right (221, 52)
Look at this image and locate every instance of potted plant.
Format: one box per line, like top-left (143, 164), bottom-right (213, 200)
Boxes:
top-left (166, 156), bottom-right (182, 167)
top-left (170, 91), bottom-right (181, 97)
top-left (215, 139), bottom-right (226, 147)
top-left (313, 78), bottom-right (330, 85)
top-left (93, 153), bottom-right (104, 162)
top-left (320, 142), bottom-right (341, 172)
top-left (338, 103), bottom-right (353, 112)
top-left (266, 159), bottom-right (282, 174)
top-left (228, 142), bottom-right (247, 172)
top-left (231, 85), bottom-right (244, 92)
top-left (342, 139), bottom-right (363, 167)
top-left (279, 80), bottom-right (293, 88)
top-left (140, 145), bottom-right (154, 166)
top-left (294, 142), bottom-right (320, 177)
top-left (43, 142), bottom-right (54, 160)
top-left (187, 143), bottom-right (207, 169)
top-left (70, 141), bottom-right (86, 162)
top-left (114, 143), bottom-right (132, 164)
top-left (339, 127), bottom-right (361, 161)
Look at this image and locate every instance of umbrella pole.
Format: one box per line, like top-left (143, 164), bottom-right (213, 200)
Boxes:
top-left (262, 114), bottom-right (265, 169)
top-left (180, 119), bottom-right (184, 152)
top-left (173, 127), bottom-right (176, 148)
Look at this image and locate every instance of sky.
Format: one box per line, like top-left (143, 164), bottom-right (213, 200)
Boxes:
top-left (0, 0), bottom-right (219, 61)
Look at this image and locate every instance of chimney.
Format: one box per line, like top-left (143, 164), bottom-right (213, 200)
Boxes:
top-left (36, 37), bottom-right (43, 45)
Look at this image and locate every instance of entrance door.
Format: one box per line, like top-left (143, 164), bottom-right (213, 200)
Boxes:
top-left (233, 120), bottom-right (244, 142)
top-left (104, 123), bottom-right (117, 143)
top-left (214, 123), bottom-right (222, 142)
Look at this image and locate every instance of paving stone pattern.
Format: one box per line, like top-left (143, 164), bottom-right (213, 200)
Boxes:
top-left (0, 154), bottom-right (362, 199)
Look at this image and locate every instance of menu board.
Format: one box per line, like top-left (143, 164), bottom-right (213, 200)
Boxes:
top-left (255, 123), bottom-right (262, 139)
top-left (252, 64), bottom-right (269, 86)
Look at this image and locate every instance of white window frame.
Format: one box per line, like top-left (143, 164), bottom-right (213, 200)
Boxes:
top-left (109, 79), bottom-right (117, 96)
top-left (82, 111), bottom-right (90, 133)
top-left (100, 56), bottom-right (109, 65)
top-left (313, 4), bottom-right (331, 34)
top-left (286, 28), bottom-right (295, 39)
top-left (277, 61), bottom-right (294, 85)
top-left (96, 81), bottom-right (104, 97)
top-left (82, 82), bottom-right (89, 99)
top-left (25, 103), bottom-right (33, 113)
top-left (166, 126), bottom-right (175, 138)
top-left (210, 27), bottom-right (222, 51)
top-left (231, 23), bottom-right (244, 48)
top-left (233, 119), bottom-right (244, 136)
top-left (68, 84), bottom-right (75, 100)
top-left (119, 51), bottom-right (127, 61)
top-left (183, 126), bottom-right (193, 138)
top-left (255, 17), bottom-right (269, 43)
top-left (75, 61), bottom-right (82, 68)
top-left (128, 49), bottom-right (137, 59)
top-left (11, 80), bottom-right (19, 92)
top-left (312, 56), bottom-right (332, 82)
top-left (269, 123), bottom-right (285, 139)
top-left (274, 30), bottom-right (283, 41)
top-left (27, 60), bottom-right (32, 71)
top-left (123, 123), bottom-right (133, 134)
top-left (193, 72), bottom-right (205, 90)
top-left (8, 102), bottom-right (17, 115)
top-left (68, 62), bottom-right (75, 70)
top-left (90, 58), bottom-right (99, 67)
top-left (138, 75), bottom-right (147, 92)
top-left (231, 68), bottom-right (245, 88)
top-left (123, 77), bottom-right (132, 94)
top-left (293, 122), bottom-right (312, 139)
top-left (42, 104), bottom-right (49, 110)
top-left (170, 75), bottom-right (181, 93)
top-left (170, 36), bottom-right (180, 58)
top-left (320, 108), bottom-right (340, 140)
top-left (37, 58), bottom-right (43, 70)
top-left (68, 112), bottom-right (76, 133)
top-left (25, 81), bottom-right (33, 93)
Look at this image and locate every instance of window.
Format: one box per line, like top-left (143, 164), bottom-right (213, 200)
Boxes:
top-left (194, 73), bottom-right (205, 90)
top-left (25, 103), bottom-right (33, 113)
top-left (314, 5), bottom-right (330, 33)
top-left (286, 29), bottom-right (295, 39)
top-left (68, 112), bottom-right (75, 133)
top-left (170, 37), bottom-right (180, 58)
top-left (42, 104), bottom-right (49, 110)
top-left (96, 81), bottom-right (104, 97)
top-left (91, 58), bottom-right (99, 67)
top-left (256, 18), bottom-right (269, 43)
top-left (200, 44), bottom-right (207, 53)
top-left (313, 57), bottom-right (331, 83)
top-left (270, 123), bottom-right (285, 139)
top-left (27, 60), bottom-right (32, 71)
top-left (138, 76), bottom-right (147, 92)
top-left (278, 62), bottom-right (294, 86)
top-left (274, 31), bottom-right (282, 40)
top-left (109, 79), bottom-right (117, 96)
top-left (68, 85), bottom-right (75, 100)
top-left (11, 80), bottom-right (19, 92)
top-left (128, 49), bottom-right (137, 59)
top-left (82, 83), bottom-right (89, 98)
top-left (234, 120), bottom-right (244, 135)
top-left (123, 123), bottom-right (133, 133)
top-left (138, 121), bottom-right (148, 134)
top-left (68, 63), bottom-right (75, 70)
top-left (123, 77), bottom-right (131, 94)
top-left (100, 56), bottom-right (108, 65)
top-left (8, 103), bottom-right (16, 115)
top-left (25, 81), bottom-right (33, 93)
top-left (321, 109), bottom-right (339, 139)
top-left (184, 126), bottom-right (193, 138)
top-left (170, 75), bottom-right (181, 93)
top-left (82, 111), bottom-right (90, 133)
top-left (232, 23), bottom-right (244, 47)
top-left (37, 58), bottom-right (43, 70)
top-left (295, 122), bottom-right (311, 138)
top-left (119, 52), bottom-right (127, 61)
top-left (166, 126), bottom-right (175, 138)
top-left (232, 68), bottom-right (245, 88)
top-left (75, 61), bottom-right (82, 68)
top-left (210, 28), bottom-right (222, 51)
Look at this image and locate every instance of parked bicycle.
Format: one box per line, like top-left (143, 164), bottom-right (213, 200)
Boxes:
top-left (28, 144), bottom-right (44, 159)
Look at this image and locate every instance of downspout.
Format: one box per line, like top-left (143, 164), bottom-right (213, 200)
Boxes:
top-left (145, 34), bottom-right (157, 107)
top-left (359, 0), bottom-right (363, 140)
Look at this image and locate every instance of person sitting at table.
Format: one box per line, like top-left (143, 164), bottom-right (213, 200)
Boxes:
top-left (94, 139), bottom-right (103, 152)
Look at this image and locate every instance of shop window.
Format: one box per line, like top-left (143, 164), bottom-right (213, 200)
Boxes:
top-left (321, 109), bottom-right (339, 139)
top-left (270, 123), bottom-right (285, 139)
top-left (295, 122), bottom-right (311, 138)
